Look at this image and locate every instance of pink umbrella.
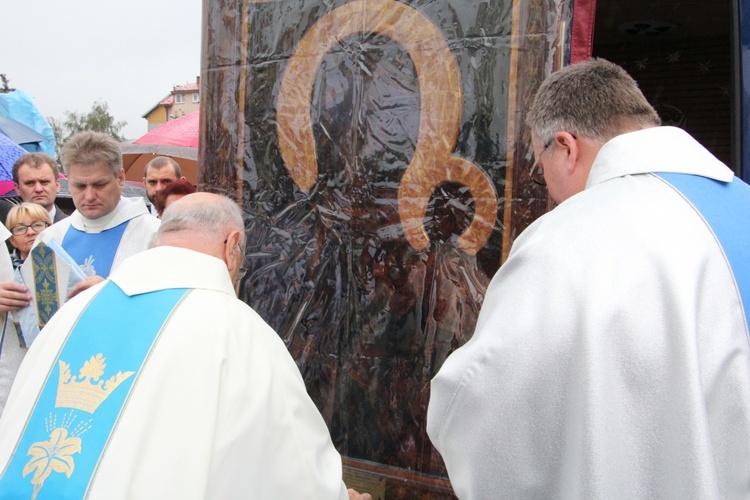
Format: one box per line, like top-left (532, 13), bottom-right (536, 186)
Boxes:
top-left (133, 111), bottom-right (199, 148)
top-left (124, 111), bottom-right (199, 184)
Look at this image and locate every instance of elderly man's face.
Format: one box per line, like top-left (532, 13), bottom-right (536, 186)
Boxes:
top-left (67, 162), bottom-right (125, 220)
top-left (143, 166), bottom-right (179, 203)
top-left (14, 162), bottom-right (60, 211)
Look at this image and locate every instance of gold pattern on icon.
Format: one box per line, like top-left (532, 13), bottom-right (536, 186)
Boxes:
top-left (276, 0), bottom-right (498, 255)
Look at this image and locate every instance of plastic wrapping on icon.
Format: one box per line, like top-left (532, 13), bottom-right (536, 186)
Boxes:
top-left (202, 0), bottom-right (567, 488)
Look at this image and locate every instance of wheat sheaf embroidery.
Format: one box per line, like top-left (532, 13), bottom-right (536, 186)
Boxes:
top-left (22, 354), bottom-right (133, 498)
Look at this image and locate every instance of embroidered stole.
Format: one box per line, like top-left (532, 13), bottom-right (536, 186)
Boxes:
top-left (0, 282), bottom-right (189, 499)
top-left (658, 172), bottom-right (750, 333)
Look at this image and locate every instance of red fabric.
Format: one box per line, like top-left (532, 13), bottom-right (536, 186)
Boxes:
top-left (570, 0), bottom-right (597, 64)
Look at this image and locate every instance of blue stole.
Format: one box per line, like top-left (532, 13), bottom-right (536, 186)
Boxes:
top-left (657, 173), bottom-right (750, 332)
top-left (0, 282), bottom-right (189, 499)
top-left (30, 242), bottom-right (60, 331)
top-left (61, 222), bottom-right (129, 278)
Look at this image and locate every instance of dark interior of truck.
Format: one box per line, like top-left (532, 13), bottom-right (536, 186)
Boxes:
top-left (592, 0), bottom-right (736, 171)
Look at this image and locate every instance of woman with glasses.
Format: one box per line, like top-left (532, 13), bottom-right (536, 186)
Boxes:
top-left (6, 203), bottom-right (51, 267)
top-left (0, 203), bottom-right (51, 418)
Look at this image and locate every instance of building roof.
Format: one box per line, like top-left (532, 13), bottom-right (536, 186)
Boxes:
top-left (159, 94), bottom-right (175, 106)
top-left (142, 94), bottom-right (172, 119)
top-left (142, 77), bottom-right (200, 118)
top-left (172, 81), bottom-right (200, 94)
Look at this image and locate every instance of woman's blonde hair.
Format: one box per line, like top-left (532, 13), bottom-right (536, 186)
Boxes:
top-left (6, 202), bottom-right (52, 230)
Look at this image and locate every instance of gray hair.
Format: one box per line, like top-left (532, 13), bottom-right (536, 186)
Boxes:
top-left (144, 156), bottom-right (182, 178)
top-left (59, 131), bottom-right (123, 177)
top-left (155, 194), bottom-right (244, 245)
top-left (527, 58), bottom-right (660, 146)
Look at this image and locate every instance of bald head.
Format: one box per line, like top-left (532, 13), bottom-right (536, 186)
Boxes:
top-left (154, 193), bottom-right (246, 289)
top-left (155, 192), bottom-right (243, 248)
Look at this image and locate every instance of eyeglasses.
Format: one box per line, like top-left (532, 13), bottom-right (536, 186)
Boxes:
top-left (10, 221), bottom-right (50, 236)
top-left (529, 139), bottom-right (553, 186)
top-left (225, 236), bottom-right (248, 281)
top-left (237, 258), bottom-right (248, 281)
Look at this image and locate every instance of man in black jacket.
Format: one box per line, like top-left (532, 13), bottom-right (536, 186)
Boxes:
top-left (9, 152), bottom-right (68, 223)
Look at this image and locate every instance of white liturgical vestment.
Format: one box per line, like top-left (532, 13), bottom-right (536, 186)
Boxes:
top-left (427, 127), bottom-right (750, 499)
top-left (0, 223), bottom-right (23, 417)
top-left (0, 246), bottom-right (348, 499)
top-left (36, 196), bottom-right (159, 278)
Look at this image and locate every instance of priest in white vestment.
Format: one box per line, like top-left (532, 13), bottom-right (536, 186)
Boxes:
top-left (0, 193), bottom-right (368, 499)
top-left (427, 59), bottom-right (750, 499)
top-left (36, 131), bottom-right (159, 286)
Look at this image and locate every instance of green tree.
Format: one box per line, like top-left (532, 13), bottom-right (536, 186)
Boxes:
top-left (50, 100), bottom-right (127, 156)
top-left (0, 74), bottom-right (14, 93)
top-left (47, 117), bottom-right (65, 159)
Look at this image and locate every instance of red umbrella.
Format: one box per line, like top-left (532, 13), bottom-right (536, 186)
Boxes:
top-left (133, 111), bottom-right (199, 148)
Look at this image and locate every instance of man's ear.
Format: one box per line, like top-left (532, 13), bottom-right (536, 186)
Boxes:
top-left (223, 229), bottom-right (242, 272)
top-left (555, 131), bottom-right (579, 175)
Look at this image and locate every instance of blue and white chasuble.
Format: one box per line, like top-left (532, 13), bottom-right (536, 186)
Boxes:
top-left (656, 172), bottom-right (750, 331)
top-left (0, 247), bottom-right (349, 499)
top-left (428, 127), bottom-right (750, 499)
top-left (34, 197), bottom-right (159, 280)
top-left (0, 283), bottom-right (188, 498)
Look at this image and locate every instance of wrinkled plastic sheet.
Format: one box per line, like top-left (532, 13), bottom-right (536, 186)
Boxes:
top-left (202, 0), bottom-right (567, 484)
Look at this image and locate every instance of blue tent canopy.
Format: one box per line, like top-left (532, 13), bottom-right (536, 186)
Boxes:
top-left (0, 90), bottom-right (56, 157)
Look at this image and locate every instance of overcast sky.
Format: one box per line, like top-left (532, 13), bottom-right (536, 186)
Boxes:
top-left (0, 0), bottom-right (202, 141)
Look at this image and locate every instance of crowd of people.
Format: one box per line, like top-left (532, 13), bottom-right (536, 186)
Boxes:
top-left (0, 58), bottom-right (747, 498)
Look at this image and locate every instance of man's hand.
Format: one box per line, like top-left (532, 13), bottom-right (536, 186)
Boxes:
top-left (0, 281), bottom-right (31, 312)
top-left (348, 488), bottom-right (372, 500)
top-left (66, 276), bottom-right (105, 299)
